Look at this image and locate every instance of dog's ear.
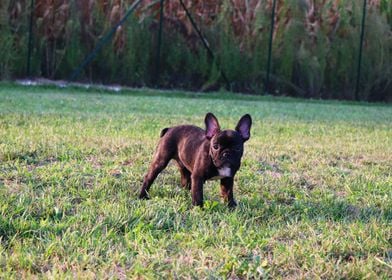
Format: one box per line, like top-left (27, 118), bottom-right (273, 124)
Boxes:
top-left (205, 113), bottom-right (221, 139)
top-left (235, 114), bottom-right (252, 141)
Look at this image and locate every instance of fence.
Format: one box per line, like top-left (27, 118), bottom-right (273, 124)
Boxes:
top-left (1, 0), bottom-right (391, 101)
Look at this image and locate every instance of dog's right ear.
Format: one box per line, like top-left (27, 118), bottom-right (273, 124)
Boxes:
top-left (205, 113), bottom-right (221, 139)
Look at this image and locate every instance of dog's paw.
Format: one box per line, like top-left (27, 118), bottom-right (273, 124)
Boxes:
top-left (228, 200), bottom-right (237, 208)
top-left (139, 191), bottom-right (150, 200)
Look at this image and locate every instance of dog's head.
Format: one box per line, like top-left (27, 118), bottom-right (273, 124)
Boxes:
top-left (205, 113), bottom-right (252, 177)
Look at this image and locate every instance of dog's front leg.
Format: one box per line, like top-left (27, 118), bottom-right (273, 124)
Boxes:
top-left (191, 174), bottom-right (204, 207)
top-left (221, 177), bottom-right (237, 208)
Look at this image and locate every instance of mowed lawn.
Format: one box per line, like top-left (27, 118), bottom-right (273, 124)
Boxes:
top-left (0, 84), bottom-right (391, 278)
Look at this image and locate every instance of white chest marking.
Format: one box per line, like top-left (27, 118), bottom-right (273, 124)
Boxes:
top-left (209, 167), bottom-right (232, 180)
top-left (218, 167), bottom-right (232, 177)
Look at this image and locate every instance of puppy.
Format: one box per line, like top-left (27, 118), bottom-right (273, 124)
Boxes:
top-left (139, 113), bottom-right (252, 207)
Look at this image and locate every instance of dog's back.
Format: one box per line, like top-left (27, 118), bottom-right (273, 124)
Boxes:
top-left (158, 125), bottom-right (207, 169)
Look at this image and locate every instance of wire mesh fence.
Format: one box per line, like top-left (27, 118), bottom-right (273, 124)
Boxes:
top-left (1, 0), bottom-right (391, 101)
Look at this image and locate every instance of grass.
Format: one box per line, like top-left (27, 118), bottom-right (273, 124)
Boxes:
top-left (0, 83), bottom-right (391, 278)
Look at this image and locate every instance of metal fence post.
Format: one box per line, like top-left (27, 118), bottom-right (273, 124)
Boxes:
top-left (69, 0), bottom-right (144, 81)
top-left (355, 0), bottom-right (367, 101)
top-left (265, 0), bottom-right (277, 94)
top-left (155, 0), bottom-right (165, 85)
top-left (26, 0), bottom-right (35, 77)
top-left (178, 0), bottom-right (230, 90)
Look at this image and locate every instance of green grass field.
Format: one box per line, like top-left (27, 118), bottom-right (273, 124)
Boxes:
top-left (0, 84), bottom-right (391, 278)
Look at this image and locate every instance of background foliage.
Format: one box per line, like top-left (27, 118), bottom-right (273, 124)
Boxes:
top-left (1, 0), bottom-right (391, 101)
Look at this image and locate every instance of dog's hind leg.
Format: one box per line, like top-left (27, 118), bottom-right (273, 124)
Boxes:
top-left (139, 150), bottom-right (171, 199)
top-left (176, 160), bottom-right (191, 190)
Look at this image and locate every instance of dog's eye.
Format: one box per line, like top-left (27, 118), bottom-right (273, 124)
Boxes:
top-left (213, 144), bottom-right (219, 150)
top-left (234, 146), bottom-right (242, 151)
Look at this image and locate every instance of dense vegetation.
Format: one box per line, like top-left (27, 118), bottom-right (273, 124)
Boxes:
top-left (0, 0), bottom-right (391, 101)
top-left (0, 84), bottom-right (391, 278)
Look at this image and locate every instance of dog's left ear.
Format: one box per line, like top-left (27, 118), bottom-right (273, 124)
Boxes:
top-left (235, 114), bottom-right (252, 141)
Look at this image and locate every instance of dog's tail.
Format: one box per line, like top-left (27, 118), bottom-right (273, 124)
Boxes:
top-left (160, 128), bottom-right (170, 137)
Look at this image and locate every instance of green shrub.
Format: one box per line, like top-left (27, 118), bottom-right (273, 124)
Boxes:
top-left (0, 1), bottom-right (390, 101)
